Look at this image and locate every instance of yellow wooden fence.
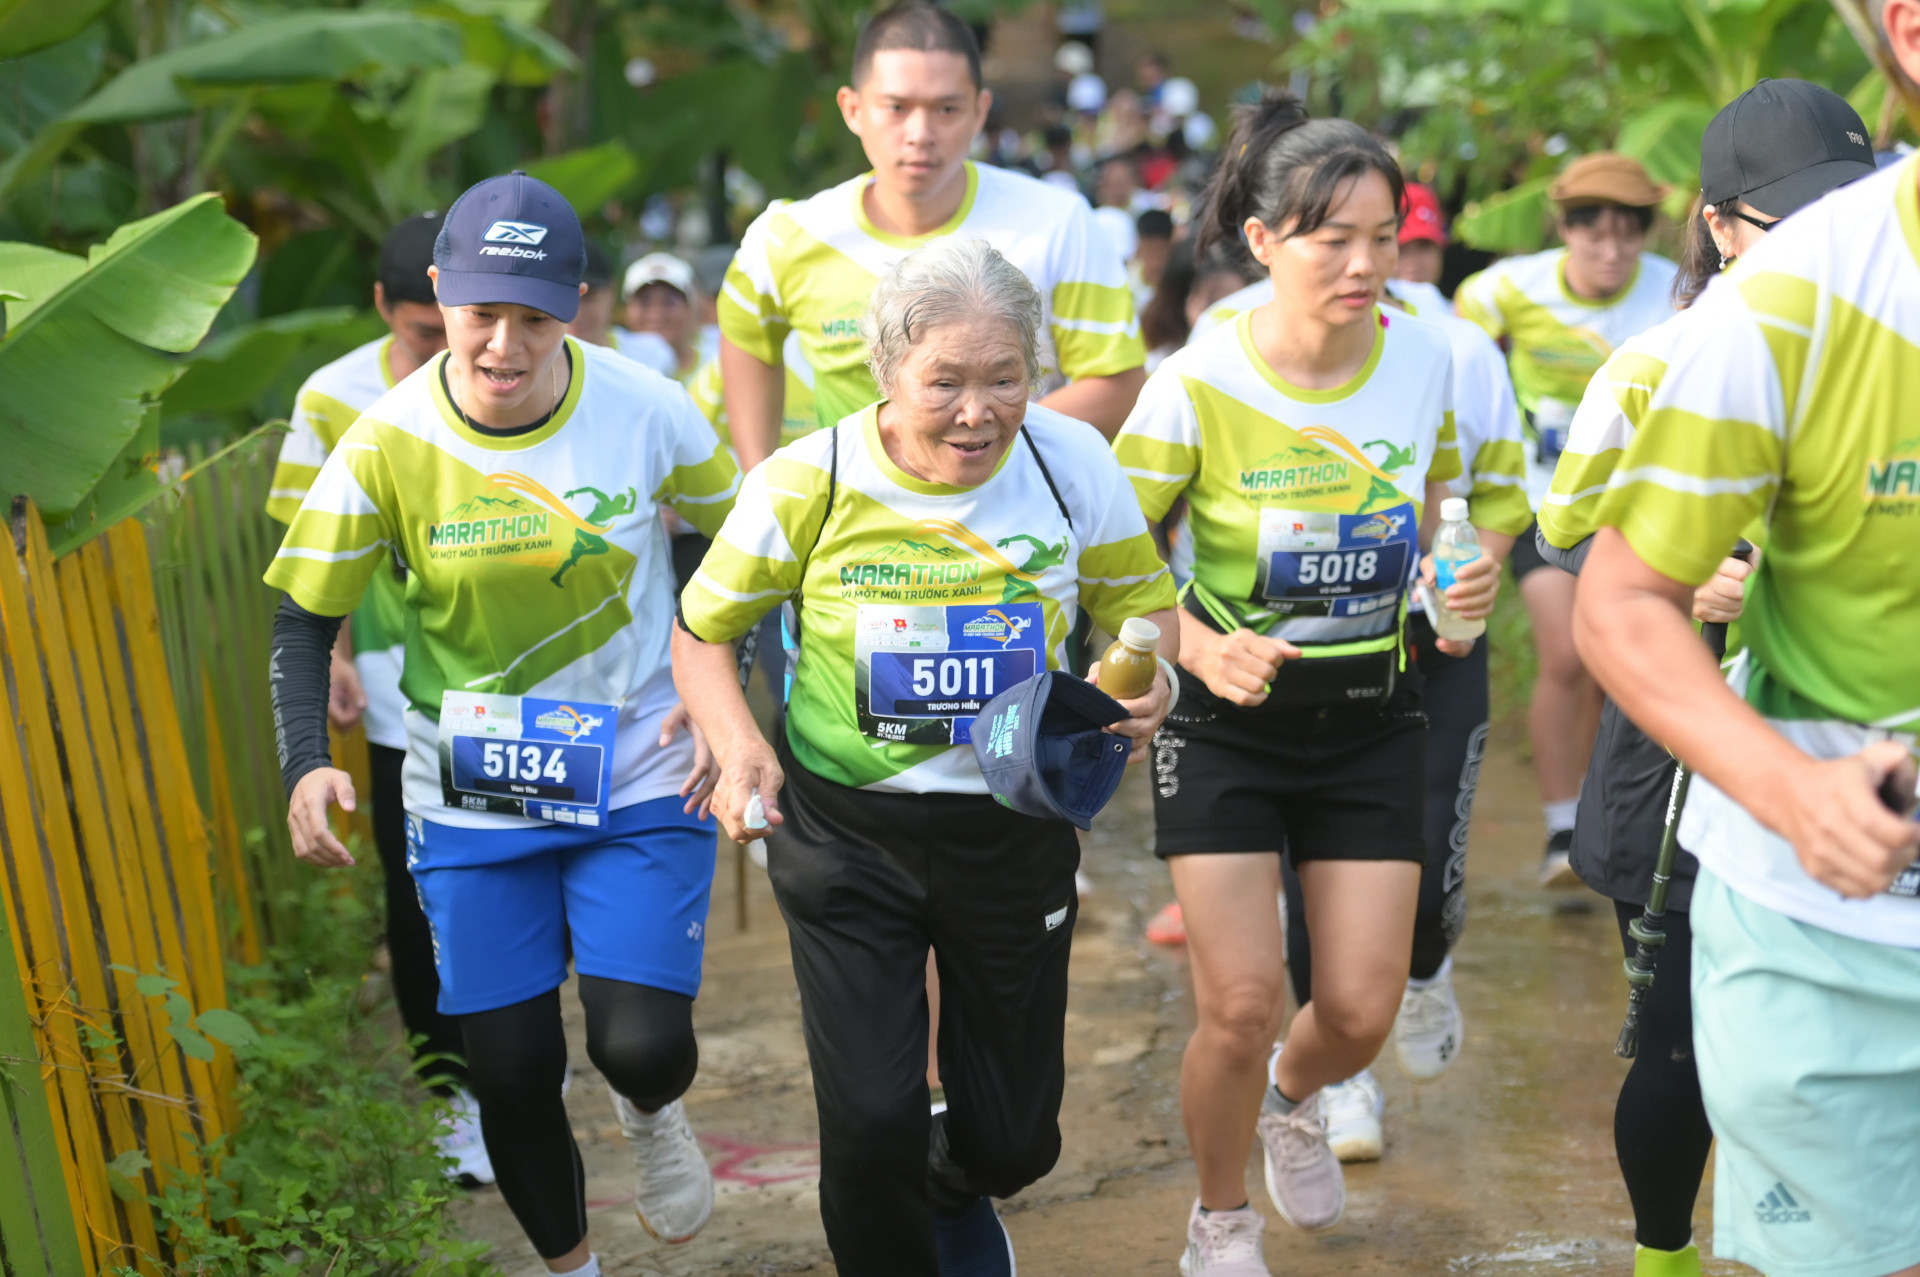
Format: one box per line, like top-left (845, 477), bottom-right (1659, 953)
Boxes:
top-left (0, 500), bottom-right (238, 1274)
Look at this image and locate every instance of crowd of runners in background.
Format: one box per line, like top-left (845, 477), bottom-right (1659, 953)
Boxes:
top-left (265, 3), bottom-right (1920, 1277)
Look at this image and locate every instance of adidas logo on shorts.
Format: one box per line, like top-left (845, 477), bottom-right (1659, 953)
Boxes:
top-left (1754, 1182), bottom-right (1811, 1225)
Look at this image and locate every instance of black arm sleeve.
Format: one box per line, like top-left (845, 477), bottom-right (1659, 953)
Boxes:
top-left (271, 595), bottom-right (344, 798)
top-left (1535, 526), bottom-right (1592, 576)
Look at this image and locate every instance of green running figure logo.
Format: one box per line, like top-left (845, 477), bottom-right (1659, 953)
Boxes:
top-left (552, 485), bottom-right (637, 586)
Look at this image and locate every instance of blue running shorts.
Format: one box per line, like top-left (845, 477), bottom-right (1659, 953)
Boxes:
top-left (406, 796), bottom-right (717, 1016)
top-left (1692, 868), bottom-right (1920, 1277)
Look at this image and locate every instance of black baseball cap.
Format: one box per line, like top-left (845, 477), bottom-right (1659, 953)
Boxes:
top-left (378, 212), bottom-right (444, 306)
top-left (1701, 79), bottom-right (1875, 218)
top-left (971, 671), bottom-right (1130, 831)
top-left (433, 171), bottom-right (586, 322)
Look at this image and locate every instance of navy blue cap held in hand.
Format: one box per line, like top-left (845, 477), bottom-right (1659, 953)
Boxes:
top-left (433, 171), bottom-right (587, 322)
top-left (972, 671), bottom-right (1130, 831)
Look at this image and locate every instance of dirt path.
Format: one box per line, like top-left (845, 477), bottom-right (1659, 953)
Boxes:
top-left (453, 727), bottom-right (1747, 1275)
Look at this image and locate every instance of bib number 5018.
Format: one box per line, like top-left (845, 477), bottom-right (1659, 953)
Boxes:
top-left (1298, 549), bottom-right (1380, 586)
top-left (910, 655), bottom-right (1001, 698)
top-left (481, 741), bottom-right (569, 785)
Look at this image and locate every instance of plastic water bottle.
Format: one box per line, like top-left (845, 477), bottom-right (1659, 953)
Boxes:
top-left (1425, 497), bottom-right (1485, 642)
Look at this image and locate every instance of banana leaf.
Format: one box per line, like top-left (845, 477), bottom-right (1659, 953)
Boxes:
top-left (0, 0), bottom-right (114, 59)
top-left (67, 11), bottom-right (463, 125)
top-left (524, 141), bottom-right (643, 215)
top-left (0, 193), bottom-right (255, 523)
top-left (1454, 175), bottom-right (1554, 253)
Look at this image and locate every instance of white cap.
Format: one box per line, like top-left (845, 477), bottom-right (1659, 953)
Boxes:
top-left (1160, 77), bottom-right (1200, 117)
top-left (1440, 497), bottom-right (1470, 523)
top-left (622, 251), bottom-right (696, 301)
top-left (1118, 616), bottom-right (1161, 651)
top-left (1067, 72), bottom-right (1107, 113)
top-left (1054, 41), bottom-right (1095, 76)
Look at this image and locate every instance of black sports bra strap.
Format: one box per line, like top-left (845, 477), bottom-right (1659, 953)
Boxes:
top-left (1020, 424), bottom-right (1072, 530)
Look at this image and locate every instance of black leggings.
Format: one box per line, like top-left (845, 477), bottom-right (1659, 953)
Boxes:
top-left (459, 978), bottom-right (698, 1259)
top-left (1284, 635), bottom-right (1488, 1001)
top-left (1610, 902), bottom-right (1712, 1251)
top-left (368, 744), bottom-right (468, 1093)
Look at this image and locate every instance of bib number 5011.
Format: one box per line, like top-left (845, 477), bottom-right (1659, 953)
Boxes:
top-left (480, 741), bottom-right (569, 785)
top-left (1297, 549), bottom-right (1380, 586)
top-left (910, 655), bottom-right (1001, 698)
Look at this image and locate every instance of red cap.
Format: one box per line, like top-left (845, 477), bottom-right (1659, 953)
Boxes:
top-left (1400, 183), bottom-right (1446, 246)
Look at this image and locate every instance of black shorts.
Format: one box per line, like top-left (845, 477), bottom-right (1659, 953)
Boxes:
top-left (1150, 667), bottom-right (1428, 862)
top-left (1508, 517), bottom-right (1559, 582)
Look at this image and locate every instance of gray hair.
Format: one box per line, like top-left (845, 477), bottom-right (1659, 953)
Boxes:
top-left (862, 237), bottom-right (1045, 397)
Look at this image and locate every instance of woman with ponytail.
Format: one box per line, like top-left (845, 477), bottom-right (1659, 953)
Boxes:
top-left (1113, 93), bottom-right (1507, 1274)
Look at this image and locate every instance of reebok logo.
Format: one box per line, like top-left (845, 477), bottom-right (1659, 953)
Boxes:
top-left (1755, 1182), bottom-right (1810, 1224)
top-left (483, 219), bottom-right (549, 245)
top-left (478, 245), bottom-right (548, 260)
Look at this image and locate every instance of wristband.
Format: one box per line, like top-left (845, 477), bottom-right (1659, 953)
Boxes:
top-left (1156, 656), bottom-right (1181, 716)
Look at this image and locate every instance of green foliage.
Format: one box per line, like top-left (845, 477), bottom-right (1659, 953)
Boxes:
top-left (110, 872), bottom-right (497, 1277)
top-left (1277, 0), bottom-right (1879, 252)
top-left (0, 193), bottom-right (253, 520)
top-left (0, 0), bottom-right (114, 58)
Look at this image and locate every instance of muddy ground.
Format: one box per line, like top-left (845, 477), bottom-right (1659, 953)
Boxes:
top-left (452, 726), bottom-right (1746, 1276)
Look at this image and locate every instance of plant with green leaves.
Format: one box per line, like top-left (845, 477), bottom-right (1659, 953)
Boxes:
top-left (109, 873), bottom-right (498, 1277)
top-left (0, 191), bottom-right (257, 553)
top-left (1271, 0), bottom-right (1883, 252)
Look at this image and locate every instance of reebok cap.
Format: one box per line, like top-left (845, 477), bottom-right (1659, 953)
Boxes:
top-left (433, 171), bottom-right (586, 322)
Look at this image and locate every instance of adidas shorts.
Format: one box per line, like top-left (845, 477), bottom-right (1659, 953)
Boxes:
top-left (407, 795), bottom-right (717, 1015)
top-left (1692, 868), bottom-right (1920, 1277)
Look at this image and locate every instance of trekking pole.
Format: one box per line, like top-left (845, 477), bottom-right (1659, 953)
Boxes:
top-left (1616, 540), bottom-right (1752, 1059)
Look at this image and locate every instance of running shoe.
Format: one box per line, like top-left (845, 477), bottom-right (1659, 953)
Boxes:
top-left (1394, 957), bottom-right (1464, 1081)
top-left (613, 1095), bottom-right (713, 1243)
top-left (1633, 1242), bottom-right (1702, 1277)
top-left (1539, 828), bottom-right (1579, 888)
top-left (1256, 1090), bottom-right (1345, 1232)
top-left (1321, 1069), bottom-right (1385, 1163)
top-left (438, 1087), bottom-right (495, 1186)
top-left (933, 1194), bottom-right (1015, 1276)
top-left (1146, 901), bottom-right (1186, 945)
top-left (1178, 1199), bottom-right (1270, 1276)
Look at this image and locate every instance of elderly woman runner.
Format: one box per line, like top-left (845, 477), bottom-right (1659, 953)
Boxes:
top-left (675, 237), bottom-right (1179, 1277)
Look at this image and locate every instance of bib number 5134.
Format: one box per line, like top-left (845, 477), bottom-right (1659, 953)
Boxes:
top-left (481, 741), bottom-right (569, 785)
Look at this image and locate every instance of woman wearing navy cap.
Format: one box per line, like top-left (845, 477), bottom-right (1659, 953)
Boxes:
top-left (675, 236), bottom-right (1176, 1277)
top-left (266, 172), bottom-right (743, 1275)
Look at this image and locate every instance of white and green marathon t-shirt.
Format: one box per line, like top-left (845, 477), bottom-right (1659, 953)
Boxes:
top-left (1455, 247), bottom-right (1676, 508)
top-left (268, 337), bottom-right (411, 751)
top-left (719, 162), bottom-right (1144, 434)
top-left (679, 402), bottom-right (1174, 794)
top-left (265, 337), bottom-right (741, 830)
top-left (1538, 310), bottom-right (1688, 550)
top-left (1597, 158), bottom-right (1920, 945)
top-left (1115, 306), bottom-right (1460, 645)
top-left (1192, 278), bottom-right (1530, 543)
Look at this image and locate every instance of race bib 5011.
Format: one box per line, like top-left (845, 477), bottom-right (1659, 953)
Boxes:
top-left (854, 602), bottom-right (1046, 746)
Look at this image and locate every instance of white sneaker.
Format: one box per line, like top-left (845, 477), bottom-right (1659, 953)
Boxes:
top-left (613, 1095), bottom-right (713, 1243)
top-left (1321, 1069), bottom-right (1385, 1163)
top-left (1256, 1090), bottom-right (1345, 1232)
top-left (439, 1088), bottom-right (496, 1186)
top-left (1178, 1199), bottom-right (1271, 1276)
top-left (1395, 957), bottom-right (1464, 1081)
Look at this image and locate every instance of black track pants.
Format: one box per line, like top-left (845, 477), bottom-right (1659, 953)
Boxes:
top-left (369, 743), bottom-right (468, 1092)
top-left (459, 979), bottom-right (697, 1259)
top-left (765, 745), bottom-right (1080, 1277)
top-left (1285, 634), bottom-right (1485, 1001)
top-left (1610, 902), bottom-right (1712, 1251)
